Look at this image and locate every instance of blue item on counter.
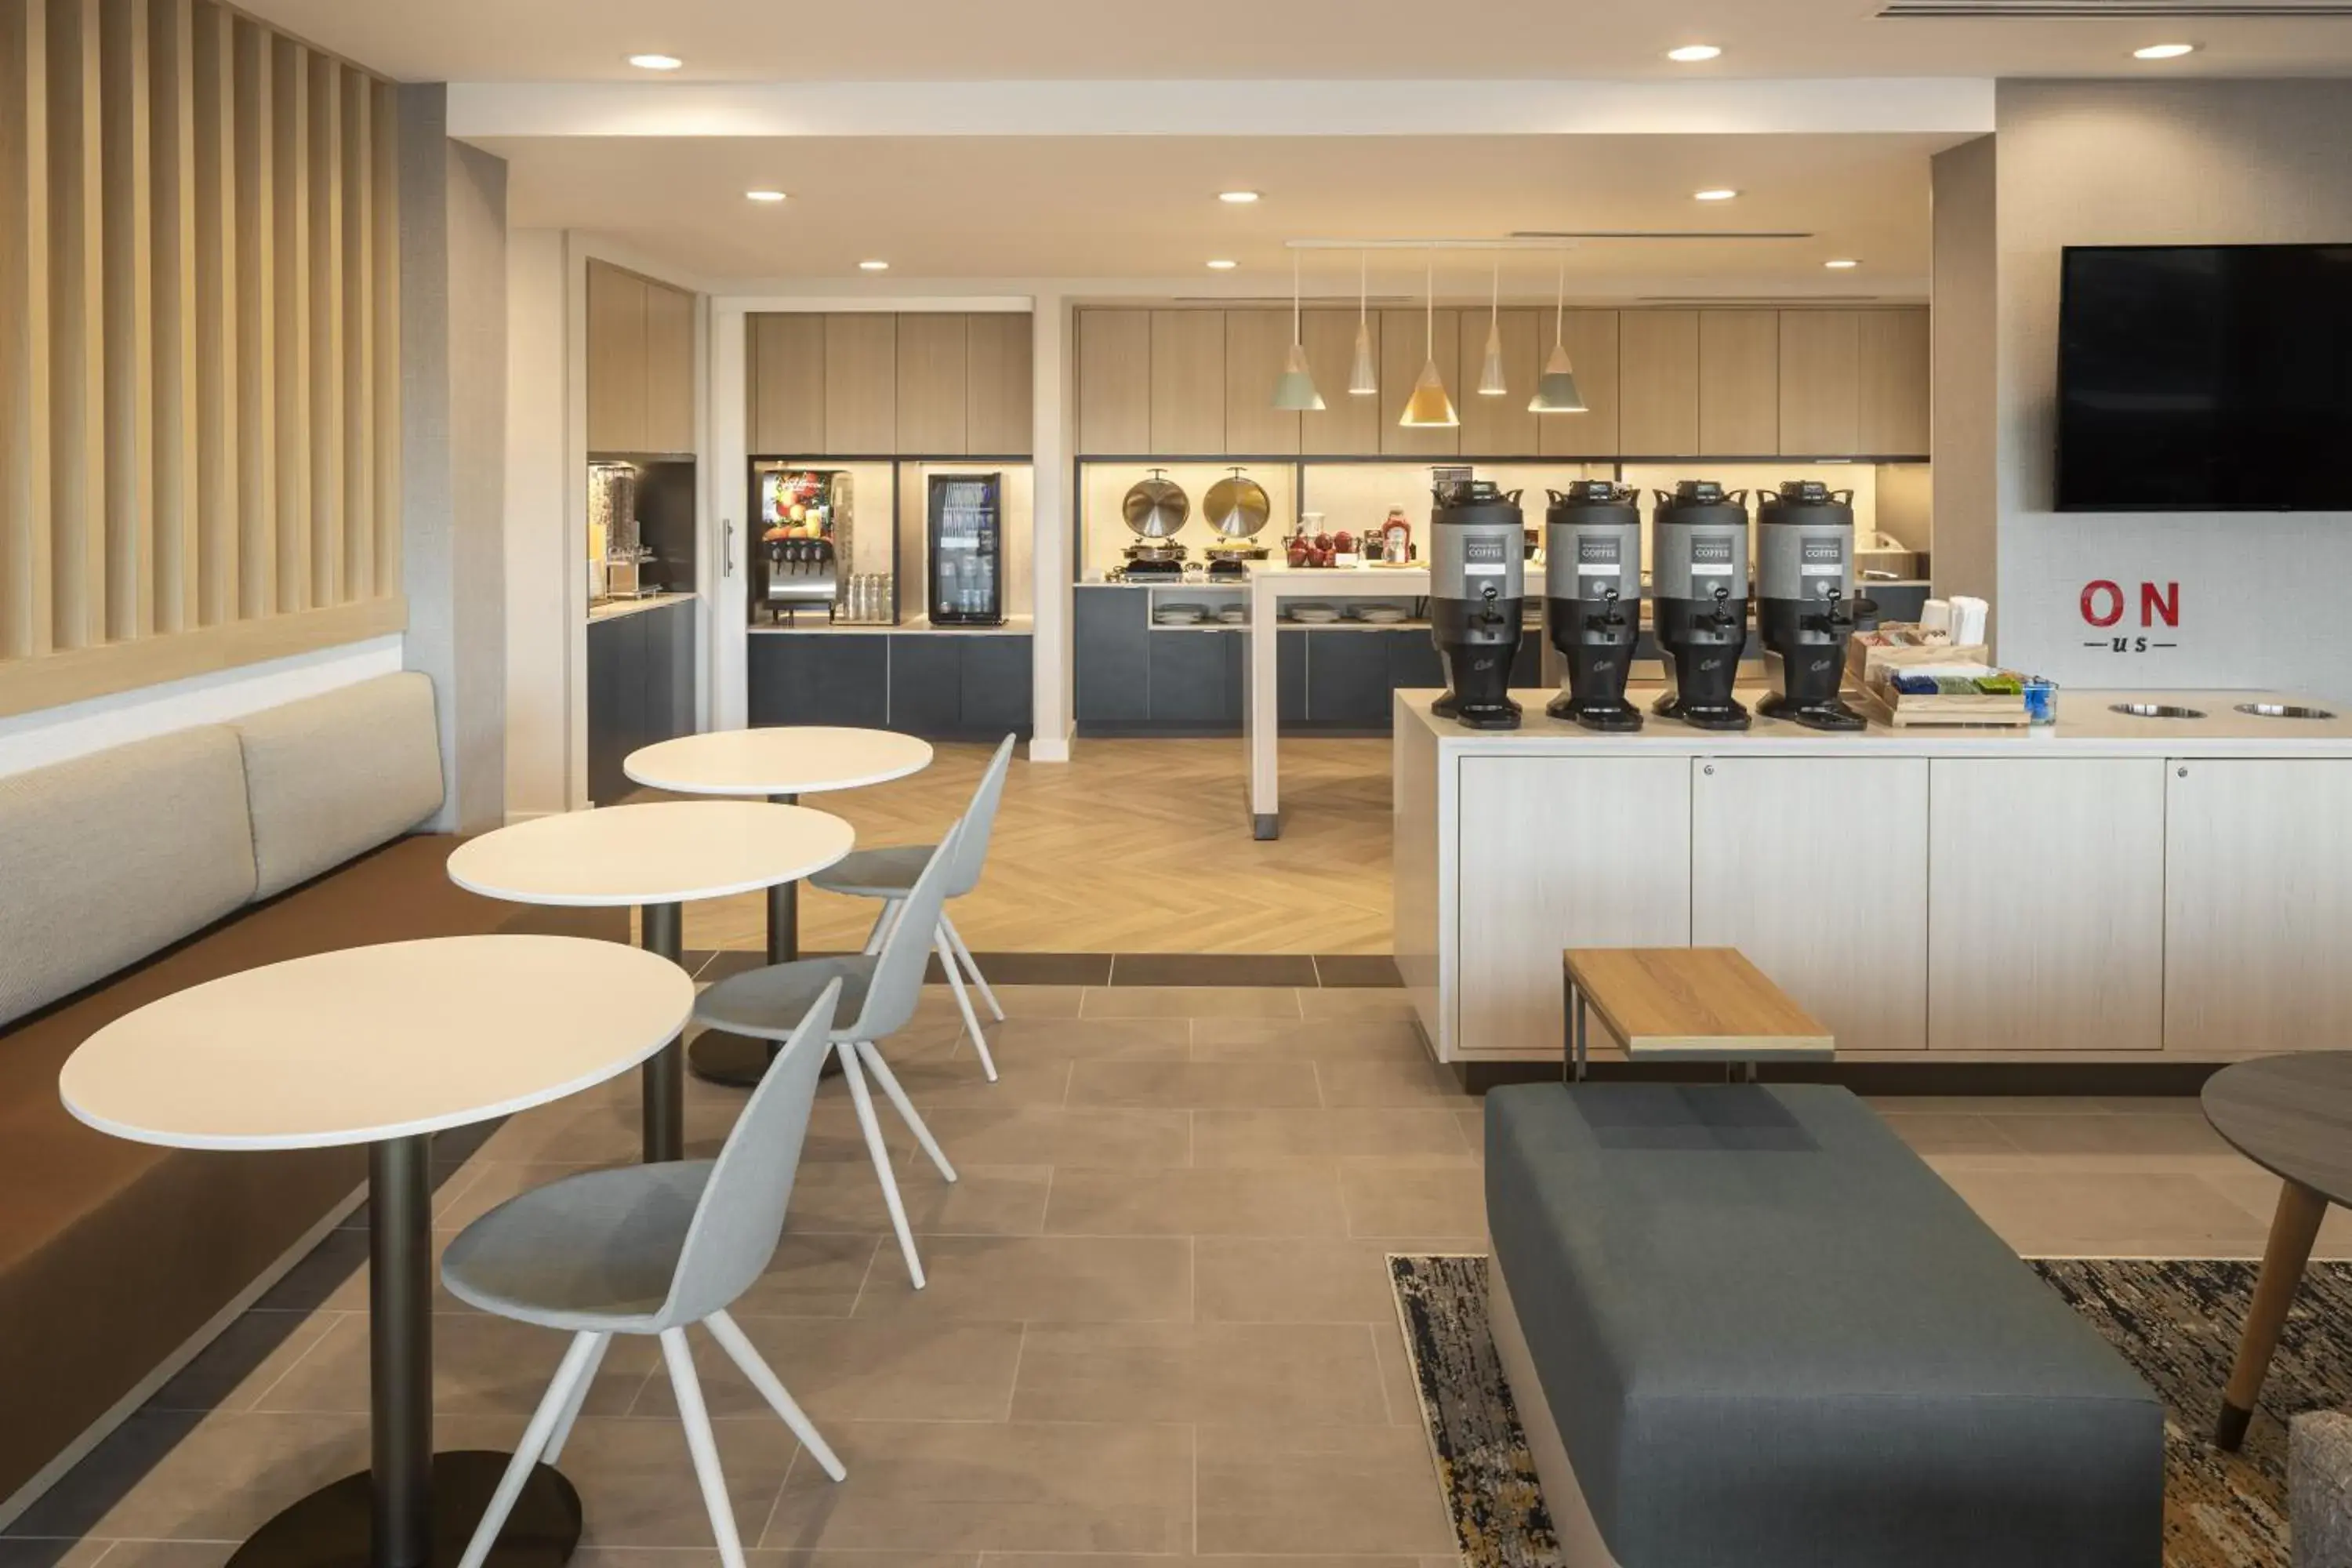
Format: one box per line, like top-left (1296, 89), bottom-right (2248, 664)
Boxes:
top-left (1893, 673), bottom-right (1941, 695)
top-left (2024, 678), bottom-right (2058, 726)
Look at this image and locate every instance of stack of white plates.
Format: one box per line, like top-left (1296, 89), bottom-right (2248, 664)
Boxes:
top-left (1351, 604), bottom-right (1410, 624)
top-left (1216, 604), bottom-right (1249, 625)
top-left (1288, 602), bottom-right (1340, 625)
top-left (1155, 602), bottom-right (1209, 626)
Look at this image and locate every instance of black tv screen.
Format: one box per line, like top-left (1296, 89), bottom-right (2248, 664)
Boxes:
top-left (2056, 244), bottom-right (2352, 511)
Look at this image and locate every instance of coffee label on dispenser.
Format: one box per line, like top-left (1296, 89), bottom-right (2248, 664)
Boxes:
top-left (1689, 536), bottom-right (1736, 577)
top-left (1462, 535), bottom-right (1509, 576)
top-left (1801, 538), bottom-right (1845, 577)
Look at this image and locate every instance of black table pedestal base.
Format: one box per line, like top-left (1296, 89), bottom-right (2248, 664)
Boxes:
top-left (227, 1451), bottom-right (582, 1568)
top-left (688, 1029), bottom-right (779, 1087)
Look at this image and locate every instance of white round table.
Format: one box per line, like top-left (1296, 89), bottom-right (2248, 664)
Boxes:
top-left (624, 728), bottom-right (931, 1086)
top-left (446, 800), bottom-right (855, 1156)
top-left (59, 935), bottom-right (693, 1568)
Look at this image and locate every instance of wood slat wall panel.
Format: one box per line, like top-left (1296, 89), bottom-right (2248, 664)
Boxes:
top-left (0, 0), bottom-right (401, 717)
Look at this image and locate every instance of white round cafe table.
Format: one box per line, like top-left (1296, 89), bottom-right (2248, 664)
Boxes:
top-left (58, 935), bottom-right (693, 1568)
top-left (446, 800), bottom-right (855, 1157)
top-left (625, 728), bottom-right (931, 1086)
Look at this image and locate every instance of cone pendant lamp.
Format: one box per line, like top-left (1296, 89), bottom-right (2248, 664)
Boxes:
top-left (1476, 261), bottom-right (1508, 396)
top-left (1399, 252), bottom-right (1458, 428)
top-left (1271, 249), bottom-right (1327, 411)
top-left (1530, 254), bottom-right (1588, 414)
top-left (1348, 252), bottom-right (1377, 396)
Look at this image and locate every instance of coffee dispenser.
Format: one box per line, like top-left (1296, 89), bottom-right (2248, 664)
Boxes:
top-left (1544, 482), bottom-right (1643, 731)
top-left (1650, 481), bottom-right (1751, 731)
top-left (1755, 480), bottom-right (1871, 731)
top-left (1428, 477), bottom-right (1526, 731)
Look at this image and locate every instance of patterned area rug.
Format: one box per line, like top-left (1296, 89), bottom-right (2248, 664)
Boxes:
top-left (1388, 1253), bottom-right (2352, 1568)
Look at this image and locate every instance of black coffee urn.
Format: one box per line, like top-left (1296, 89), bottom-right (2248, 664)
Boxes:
top-left (1429, 477), bottom-right (1526, 731)
top-left (1755, 480), bottom-right (1871, 731)
top-left (1650, 481), bottom-right (1751, 731)
top-left (1544, 481), bottom-right (1643, 731)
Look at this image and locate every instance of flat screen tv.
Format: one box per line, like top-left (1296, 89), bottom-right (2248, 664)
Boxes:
top-left (2056, 243), bottom-right (2352, 511)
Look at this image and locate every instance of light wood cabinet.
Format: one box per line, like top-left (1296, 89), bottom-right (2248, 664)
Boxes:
top-left (1223, 308), bottom-right (1301, 456)
top-left (895, 313), bottom-right (968, 456)
top-left (1537, 310), bottom-right (1621, 458)
top-left (1379, 307), bottom-right (1461, 458)
top-left (748, 314), bottom-right (826, 454)
top-left (965, 313), bottom-right (1034, 456)
top-left (823, 314), bottom-right (898, 453)
top-left (1149, 310), bottom-right (1227, 455)
top-left (1691, 757), bottom-right (1928, 1052)
top-left (1455, 307), bottom-right (1540, 459)
top-left (1456, 756), bottom-right (1692, 1059)
top-left (1929, 758), bottom-right (2165, 1054)
top-left (586, 261), bottom-right (648, 454)
top-left (1698, 309), bottom-right (1779, 456)
top-left (2165, 760), bottom-right (2352, 1057)
top-left (1076, 308), bottom-right (1152, 454)
top-left (643, 282), bottom-right (695, 456)
top-left (1617, 310), bottom-right (1700, 456)
top-left (1298, 309), bottom-right (1381, 456)
top-left (1858, 307), bottom-right (1931, 456)
top-left (1777, 310), bottom-right (1860, 457)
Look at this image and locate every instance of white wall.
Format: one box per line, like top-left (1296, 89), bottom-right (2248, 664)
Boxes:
top-left (505, 229), bottom-right (571, 819)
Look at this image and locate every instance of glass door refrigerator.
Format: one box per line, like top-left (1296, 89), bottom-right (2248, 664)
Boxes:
top-left (927, 472), bottom-right (1005, 626)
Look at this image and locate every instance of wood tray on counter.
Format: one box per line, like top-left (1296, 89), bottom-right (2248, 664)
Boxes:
top-left (1846, 638), bottom-right (2031, 728)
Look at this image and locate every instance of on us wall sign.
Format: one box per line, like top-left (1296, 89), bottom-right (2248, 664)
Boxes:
top-left (2079, 579), bottom-right (2181, 654)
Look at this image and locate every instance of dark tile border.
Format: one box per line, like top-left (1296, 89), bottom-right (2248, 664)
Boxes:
top-left (1110, 953), bottom-right (1319, 987)
top-left (681, 949), bottom-right (1403, 989)
top-left (1314, 953), bottom-right (1405, 989)
top-left (1455, 1058), bottom-right (2215, 1098)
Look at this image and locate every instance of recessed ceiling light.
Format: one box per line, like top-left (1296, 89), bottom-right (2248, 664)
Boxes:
top-left (1666, 44), bottom-right (1722, 62)
top-left (626, 53), bottom-right (682, 70)
top-left (1218, 191), bottom-right (1261, 205)
top-left (1207, 259), bottom-right (1238, 270)
top-left (1824, 258), bottom-right (1860, 270)
top-left (2133, 41), bottom-right (2196, 58)
top-left (858, 260), bottom-right (890, 271)
top-left (1693, 188), bottom-right (1740, 201)
top-left (744, 190), bottom-right (787, 203)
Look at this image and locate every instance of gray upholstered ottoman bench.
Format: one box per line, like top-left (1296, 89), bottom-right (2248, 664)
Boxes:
top-left (1484, 1083), bottom-right (2164, 1568)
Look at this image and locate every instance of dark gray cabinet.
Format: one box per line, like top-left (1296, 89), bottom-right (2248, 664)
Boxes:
top-left (748, 630), bottom-right (1033, 739)
top-left (1147, 630), bottom-right (1236, 726)
top-left (1075, 587), bottom-right (1151, 724)
top-left (960, 637), bottom-right (1034, 737)
top-left (1304, 633), bottom-right (1391, 727)
top-left (887, 635), bottom-right (964, 735)
top-left (587, 600), bottom-right (696, 805)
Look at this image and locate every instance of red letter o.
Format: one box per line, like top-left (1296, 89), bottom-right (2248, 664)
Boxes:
top-left (2081, 580), bottom-right (2124, 627)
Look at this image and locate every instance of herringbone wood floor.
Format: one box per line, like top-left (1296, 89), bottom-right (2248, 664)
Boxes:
top-left (658, 737), bottom-right (1396, 955)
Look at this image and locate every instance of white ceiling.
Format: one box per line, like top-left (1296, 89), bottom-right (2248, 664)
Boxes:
top-left (245, 0), bottom-right (2352, 83)
top-left (480, 132), bottom-right (1951, 290)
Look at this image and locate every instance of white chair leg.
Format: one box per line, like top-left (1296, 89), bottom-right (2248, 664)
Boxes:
top-left (934, 927), bottom-right (997, 1083)
top-left (662, 1327), bottom-right (747, 1568)
top-left (542, 1331), bottom-right (611, 1463)
top-left (862, 898), bottom-right (902, 956)
top-left (837, 1040), bottom-right (926, 1290)
top-left (854, 1038), bottom-right (957, 1183)
top-left (942, 912), bottom-right (1004, 1022)
top-left (702, 1310), bottom-right (848, 1482)
top-left (457, 1330), bottom-right (602, 1568)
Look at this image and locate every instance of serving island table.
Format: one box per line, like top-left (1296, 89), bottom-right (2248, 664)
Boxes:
top-left (1395, 685), bottom-right (2352, 1069)
top-left (1247, 564), bottom-right (1429, 838)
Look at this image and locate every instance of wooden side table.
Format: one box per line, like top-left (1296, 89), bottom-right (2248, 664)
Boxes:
top-left (1563, 947), bottom-right (1836, 1080)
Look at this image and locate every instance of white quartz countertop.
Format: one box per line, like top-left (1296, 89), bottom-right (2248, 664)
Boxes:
top-left (1398, 686), bottom-right (2352, 757)
top-left (590, 590), bottom-right (696, 623)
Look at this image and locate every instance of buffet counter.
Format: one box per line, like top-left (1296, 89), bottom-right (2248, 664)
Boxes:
top-left (1394, 685), bottom-right (2352, 1068)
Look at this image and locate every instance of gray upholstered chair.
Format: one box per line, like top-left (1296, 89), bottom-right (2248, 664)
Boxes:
top-left (695, 825), bottom-right (966, 1290)
top-left (810, 733), bottom-right (1015, 1080)
top-left (444, 980), bottom-right (849, 1568)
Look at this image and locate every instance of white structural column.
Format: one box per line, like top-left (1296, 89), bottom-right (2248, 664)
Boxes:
top-left (1029, 289), bottom-right (1074, 761)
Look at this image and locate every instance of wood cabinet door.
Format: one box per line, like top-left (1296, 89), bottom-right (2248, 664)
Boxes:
top-left (895, 313), bottom-right (968, 456)
top-left (1691, 756), bottom-right (1928, 1052)
top-left (1698, 309), bottom-right (1779, 456)
top-left (1857, 307), bottom-right (1931, 456)
top-left (965, 313), bottom-right (1034, 456)
top-left (2166, 760), bottom-right (2352, 1057)
top-left (748, 314), bottom-right (825, 454)
top-left (1537, 310), bottom-right (1620, 458)
top-left (1456, 307), bottom-right (1540, 458)
top-left (824, 314), bottom-right (898, 453)
top-left (1456, 756), bottom-right (1691, 1058)
top-left (642, 281), bottom-right (695, 456)
top-left (585, 260), bottom-right (648, 453)
top-left (1777, 310), bottom-right (1860, 456)
top-left (1929, 758), bottom-right (2165, 1054)
top-left (1076, 308), bottom-right (1151, 454)
top-left (1617, 310), bottom-right (1699, 456)
top-left (1379, 307), bottom-right (1460, 457)
top-left (1222, 308), bottom-right (1301, 456)
top-left (1149, 310), bottom-right (1227, 456)
top-left (1298, 308), bottom-right (1381, 456)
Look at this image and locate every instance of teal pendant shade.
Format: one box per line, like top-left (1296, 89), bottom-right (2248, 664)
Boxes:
top-left (1272, 342), bottom-right (1327, 411)
top-left (1529, 340), bottom-right (1586, 414)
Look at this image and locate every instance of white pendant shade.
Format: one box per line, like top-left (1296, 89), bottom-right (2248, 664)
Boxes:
top-left (1477, 318), bottom-right (1508, 397)
top-left (1530, 341), bottom-right (1587, 414)
top-left (1401, 358), bottom-right (1459, 428)
top-left (1348, 319), bottom-right (1377, 395)
top-left (1272, 341), bottom-right (1327, 411)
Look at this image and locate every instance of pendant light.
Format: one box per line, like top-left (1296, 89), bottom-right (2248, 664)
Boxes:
top-left (1476, 260), bottom-right (1508, 396)
top-left (1348, 252), bottom-right (1377, 396)
top-left (1271, 249), bottom-right (1327, 412)
top-left (1399, 251), bottom-right (1459, 429)
top-left (1529, 253), bottom-right (1588, 415)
